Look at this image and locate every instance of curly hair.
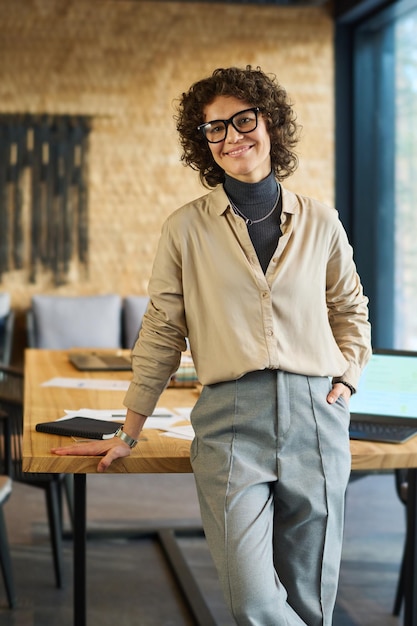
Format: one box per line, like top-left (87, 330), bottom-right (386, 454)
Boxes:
top-left (175, 66), bottom-right (300, 188)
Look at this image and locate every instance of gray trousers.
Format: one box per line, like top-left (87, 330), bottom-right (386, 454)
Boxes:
top-left (190, 370), bottom-right (351, 626)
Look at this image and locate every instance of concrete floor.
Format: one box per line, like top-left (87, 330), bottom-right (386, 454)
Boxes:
top-left (0, 471), bottom-right (407, 625)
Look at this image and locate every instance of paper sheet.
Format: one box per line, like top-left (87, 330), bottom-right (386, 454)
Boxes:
top-left (60, 408), bottom-right (127, 422)
top-left (162, 424), bottom-right (195, 440)
top-left (42, 377), bottom-right (130, 391)
top-left (54, 406), bottom-right (195, 439)
top-left (59, 407), bottom-right (178, 428)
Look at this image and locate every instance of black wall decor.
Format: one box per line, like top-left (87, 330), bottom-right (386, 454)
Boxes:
top-left (0, 115), bottom-right (90, 285)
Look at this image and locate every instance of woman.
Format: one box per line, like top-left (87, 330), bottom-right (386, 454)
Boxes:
top-left (53, 66), bottom-right (371, 625)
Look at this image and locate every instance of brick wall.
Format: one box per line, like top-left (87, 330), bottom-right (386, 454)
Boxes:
top-left (0, 0), bottom-right (334, 354)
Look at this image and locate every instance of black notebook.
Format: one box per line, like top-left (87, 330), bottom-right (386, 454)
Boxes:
top-left (36, 417), bottom-right (122, 440)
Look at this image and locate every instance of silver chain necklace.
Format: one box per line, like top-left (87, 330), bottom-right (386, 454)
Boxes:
top-left (227, 186), bottom-right (280, 226)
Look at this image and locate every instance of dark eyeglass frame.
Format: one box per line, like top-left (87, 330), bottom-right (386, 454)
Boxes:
top-left (197, 107), bottom-right (260, 144)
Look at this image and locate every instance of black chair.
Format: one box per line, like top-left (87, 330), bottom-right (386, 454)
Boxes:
top-left (393, 468), bottom-right (408, 616)
top-left (0, 291), bottom-right (14, 366)
top-left (0, 409), bottom-right (15, 608)
top-left (0, 364), bottom-right (73, 589)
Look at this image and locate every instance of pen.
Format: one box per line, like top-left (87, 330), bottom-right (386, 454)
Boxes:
top-left (110, 411), bottom-right (174, 417)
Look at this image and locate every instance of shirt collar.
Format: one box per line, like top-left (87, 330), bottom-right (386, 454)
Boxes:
top-left (211, 182), bottom-right (300, 217)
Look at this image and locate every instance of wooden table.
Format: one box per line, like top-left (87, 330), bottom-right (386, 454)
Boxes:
top-left (22, 349), bottom-right (417, 626)
top-left (22, 349), bottom-right (205, 625)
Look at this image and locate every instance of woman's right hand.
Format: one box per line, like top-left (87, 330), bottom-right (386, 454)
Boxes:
top-left (51, 408), bottom-right (148, 472)
top-left (51, 437), bottom-right (132, 472)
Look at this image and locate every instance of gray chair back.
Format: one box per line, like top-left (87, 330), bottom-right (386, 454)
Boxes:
top-left (122, 295), bottom-right (150, 349)
top-left (27, 294), bottom-right (123, 349)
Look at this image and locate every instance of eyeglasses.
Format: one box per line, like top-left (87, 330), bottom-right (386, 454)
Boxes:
top-left (197, 107), bottom-right (260, 144)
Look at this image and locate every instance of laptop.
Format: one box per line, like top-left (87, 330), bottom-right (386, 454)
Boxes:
top-left (349, 348), bottom-right (417, 444)
top-left (69, 351), bottom-right (132, 372)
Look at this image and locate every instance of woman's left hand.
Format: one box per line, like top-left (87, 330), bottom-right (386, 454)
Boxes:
top-left (327, 382), bottom-right (352, 405)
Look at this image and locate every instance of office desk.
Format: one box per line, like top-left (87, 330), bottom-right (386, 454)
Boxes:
top-left (22, 349), bottom-right (201, 625)
top-left (22, 349), bottom-right (417, 626)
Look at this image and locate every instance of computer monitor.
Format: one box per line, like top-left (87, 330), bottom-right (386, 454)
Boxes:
top-left (349, 348), bottom-right (417, 443)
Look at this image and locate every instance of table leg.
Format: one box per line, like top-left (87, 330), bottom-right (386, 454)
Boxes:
top-left (158, 528), bottom-right (218, 626)
top-left (73, 474), bottom-right (87, 626)
top-left (68, 478), bottom-right (215, 626)
top-left (404, 468), bottom-right (417, 626)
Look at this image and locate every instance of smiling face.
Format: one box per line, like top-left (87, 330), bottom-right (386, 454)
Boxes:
top-left (203, 95), bottom-right (272, 184)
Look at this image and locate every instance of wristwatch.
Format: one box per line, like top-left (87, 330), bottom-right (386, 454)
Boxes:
top-left (337, 380), bottom-right (356, 395)
top-left (114, 427), bottom-right (138, 449)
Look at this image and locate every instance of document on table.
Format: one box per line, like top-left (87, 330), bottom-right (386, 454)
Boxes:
top-left (161, 407), bottom-right (194, 439)
top-left (162, 424), bottom-right (195, 440)
top-left (56, 407), bottom-right (195, 439)
top-left (41, 377), bottom-right (130, 391)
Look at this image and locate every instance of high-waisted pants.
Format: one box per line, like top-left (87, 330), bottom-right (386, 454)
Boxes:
top-left (190, 370), bottom-right (351, 626)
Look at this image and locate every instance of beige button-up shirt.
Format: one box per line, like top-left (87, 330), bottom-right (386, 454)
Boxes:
top-left (124, 184), bottom-right (371, 417)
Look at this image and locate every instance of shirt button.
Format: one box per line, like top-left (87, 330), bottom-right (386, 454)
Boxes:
top-left (272, 257), bottom-right (277, 263)
top-left (262, 291), bottom-right (269, 298)
top-left (266, 329), bottom-right (274, 336)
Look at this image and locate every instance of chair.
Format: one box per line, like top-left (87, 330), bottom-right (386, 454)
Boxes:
top-left (0, 409), bottom-right (15, 608)
top-left (0, 293), bottom-right (14, 365)
top-left (0, 364), bottom-right (73, 589)
top-left (393, 468), bottom-right (408, 616)
top-left (122, 295), bottom-right (149, 349)
top-left (27, 293), bottom-right (123, 349)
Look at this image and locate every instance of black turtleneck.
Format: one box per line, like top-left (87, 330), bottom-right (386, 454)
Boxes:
top-left (224, 171), bottom-right (282, 274)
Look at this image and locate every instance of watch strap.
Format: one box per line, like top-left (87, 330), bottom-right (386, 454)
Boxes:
top-left (336, 380), bottom-right (356, 395)
top-left (115, 427), bottom-right (138, 448)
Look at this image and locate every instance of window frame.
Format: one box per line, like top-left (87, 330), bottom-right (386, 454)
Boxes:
top-left (335, 0), bottom-right (417, 348)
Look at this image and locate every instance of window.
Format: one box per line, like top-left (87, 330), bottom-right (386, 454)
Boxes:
top-left (394, 9), bottom-right (417, 348)
top-left (347, 0), bottom-right (417, 349)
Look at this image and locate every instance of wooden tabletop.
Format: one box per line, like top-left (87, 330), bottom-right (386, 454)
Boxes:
top-left (22, 349), bottom-right (417, 475)
top-left (22, 349), bottom-right (196, 474)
